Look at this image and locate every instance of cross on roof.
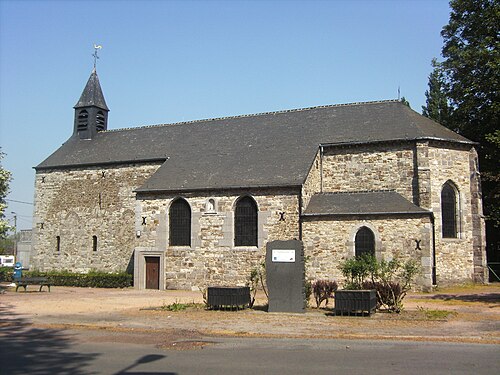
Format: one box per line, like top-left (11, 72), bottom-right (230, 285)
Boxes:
top-left (93, 44), bottom-right (102, 69)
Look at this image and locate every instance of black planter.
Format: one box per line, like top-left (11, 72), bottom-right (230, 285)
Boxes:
top-left (207, 286), bottom-right (251, 310)
top-left (334, 289), bottom-right (376, 316)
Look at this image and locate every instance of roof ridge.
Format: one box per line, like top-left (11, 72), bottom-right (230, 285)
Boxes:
top-left (319, 189), bottom-right (396, 195)
top-left (103, 99), bottom-right (400, 133)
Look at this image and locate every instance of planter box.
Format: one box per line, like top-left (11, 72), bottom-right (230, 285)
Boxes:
top-left (207, 286), bottom-right (250, 310)
top-left (334, 290), bottom-right (376, 316)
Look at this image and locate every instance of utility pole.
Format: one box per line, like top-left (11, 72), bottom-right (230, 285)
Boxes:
top-left (11, 212), bottom-right (17, 260)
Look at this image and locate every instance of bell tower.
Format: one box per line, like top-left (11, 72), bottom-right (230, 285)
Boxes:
top-left (73, 68), bottom-right (109, 139)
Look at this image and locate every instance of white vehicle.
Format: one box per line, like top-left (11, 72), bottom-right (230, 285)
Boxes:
top-left (0, 255), bottom-right (15, 267)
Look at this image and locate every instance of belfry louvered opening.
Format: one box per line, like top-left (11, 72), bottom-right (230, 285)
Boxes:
top-left (77, 110), bottom-right (88, 131)
top-left (96, 111), bottom-right (106, 131)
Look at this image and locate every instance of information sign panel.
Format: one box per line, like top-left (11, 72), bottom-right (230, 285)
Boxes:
top-left (272, 249), bottom-right (295, 263)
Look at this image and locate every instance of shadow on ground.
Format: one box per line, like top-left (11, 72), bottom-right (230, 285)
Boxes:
top-left (0, 300), bottom-right (178, 374)
top-left (429, 293), bottom-right (500, 303)
top-left (0, 302), bottom-right (99, 374)
top-left (114, 354), bottom-right (176, 375)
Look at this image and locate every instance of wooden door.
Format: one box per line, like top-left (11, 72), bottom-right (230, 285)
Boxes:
top-left (145, 257), bottom-right (160, 290)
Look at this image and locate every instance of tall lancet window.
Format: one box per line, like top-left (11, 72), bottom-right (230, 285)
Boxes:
top-left (441, 182), bottom-right (458, 238)
top-left (234, 196), bottom-right (258, 247)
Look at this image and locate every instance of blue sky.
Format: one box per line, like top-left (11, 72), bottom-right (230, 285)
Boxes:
top-left (0, 0), bottom-right (451, 230)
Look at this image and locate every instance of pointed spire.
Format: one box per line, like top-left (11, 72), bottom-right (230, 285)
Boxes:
top-left (74, 69), bottom-right (109, 111)
top-left (73, 69), bottom-right (109, 139)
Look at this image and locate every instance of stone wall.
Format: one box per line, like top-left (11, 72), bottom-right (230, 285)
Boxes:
top-left (299, 141), bottom-right (484, 287)
top-left (31, 139), bottom-right (484, 289)
top-left (301, 150), bottom-right (321, 209)
top-left (31, 162), bottom-right (162, 273)
top-left (136, 188), bottom-right (300, 289)
top-left (321, 143), bottom-right (416, 202)
top-left (302, 215), bottom-right (433, 289)
top-left (427, 143), bottom-right (483, 284)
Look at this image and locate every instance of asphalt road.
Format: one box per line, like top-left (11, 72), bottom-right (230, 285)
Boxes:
top-left (1, 285), bottom-right (499, 374)
top-left (1, 333), bottom-right (498, 375)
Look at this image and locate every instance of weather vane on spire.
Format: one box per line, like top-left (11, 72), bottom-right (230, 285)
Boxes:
top-left (93, 44), bottom-right (102, 69)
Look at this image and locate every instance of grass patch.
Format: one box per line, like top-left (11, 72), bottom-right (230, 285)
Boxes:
top-left (417, 306), bottom-right (457, 320)
top-left (160, 301), bottom-right (204, 312)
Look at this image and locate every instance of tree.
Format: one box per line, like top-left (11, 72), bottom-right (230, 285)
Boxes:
top-left (425, 0), bottom-right (500, 271)
top-left (442, 0), bottom-right (499, 225)
top-left (400, 96), bottom-right (410, 107)
top-left (440, 0), bottom-right (499, 143)
top-left (424, 0), bottom-right (499, 222)
top-left (422, 58), bottom-right (452, 127)
top-left (0, 149), bottom-right (13, 239)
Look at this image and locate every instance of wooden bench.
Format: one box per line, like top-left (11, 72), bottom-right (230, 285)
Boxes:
top-left (15, 277), bottom-right (52, 292)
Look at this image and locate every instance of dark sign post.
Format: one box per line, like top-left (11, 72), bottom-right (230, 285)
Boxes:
top-left (266, 240), bottom-right (305, 313)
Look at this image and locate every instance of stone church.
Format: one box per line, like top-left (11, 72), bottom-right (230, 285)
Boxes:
top-left (31, 69), bottom-right (488, 290)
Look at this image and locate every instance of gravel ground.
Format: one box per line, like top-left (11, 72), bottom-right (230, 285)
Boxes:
top-left (1, 283), bottom-right (499, 347)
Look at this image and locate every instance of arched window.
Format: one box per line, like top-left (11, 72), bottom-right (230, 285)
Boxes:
top-left (441, 182), bottom-right (458, 238)
top-left (169, 198), bottom-right (191, 246)
top-left (355, 226), bottom-right (375, 257)
top-left (207, 198), bottom-right (216, 213)
top-left (56, 236), bottom-right (61, 252)
top-left (96, 111), bottom-right (106, 132)
top-left (92, 235), bottom-right (98, 252)
top-left (77, 110), bottom-right (88, 131)
top-left (235, 196), bottom-right (258, 246)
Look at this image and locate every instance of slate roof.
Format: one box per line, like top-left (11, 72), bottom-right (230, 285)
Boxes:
top-left (303, 191), bottom-right (430, 216)
top-left (36, 100), bottom-right (473, 192)
top-left (74, 69), bottom-right (109, 111)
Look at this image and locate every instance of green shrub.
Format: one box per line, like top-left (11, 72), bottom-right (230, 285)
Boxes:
top-left (339, 254), bottom-right (376, 290)
top-left (24, 270), bottom-right (132, 288)
top-left (339, 255), bottom-right (419, 313)
top-left (0, 267), bottom-right (13, 282)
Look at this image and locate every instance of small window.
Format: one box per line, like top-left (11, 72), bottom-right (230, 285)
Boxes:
top-left (355, 226), bottom-right (375, 257)
top-left (169, 198), bottom-right (191, 246)
top-left (96, 111), bottom-right (106, 132)
top-left (92, 235), bottom-right (98, 252)
top-left (441, 182), bottom-right (458, 238)
top-left (56, 236), bottom-right (61, 252)
top-left (235, 196), bottom-right (258, 246)
top-left (77, 110), bottom-right (88, 131)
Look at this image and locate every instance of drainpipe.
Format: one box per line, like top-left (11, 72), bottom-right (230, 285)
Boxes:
top-left (431, 214), bottom-right (437, 286)
top-left (320, 145), bottom-right (324, 193)
top-left (298, 188), bottom-right (303, 241)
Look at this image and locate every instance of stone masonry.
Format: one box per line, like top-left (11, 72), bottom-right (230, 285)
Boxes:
top-left (31, 163), bottom-right (162, 273)
top-left (299, 141), bottom-right (485, 288)
top-left (302, 215), bottom-right (433, 288)
top-left (135, 188), bottom-right (300, 289)
top-left (30, 141), bottom-right (486, 290)
top-left (31, 139), bottom-right (486, 290)
top-left (321, 143), bottom-right (415, 202)
top-left (427, 143), bottom-right (484, 283)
